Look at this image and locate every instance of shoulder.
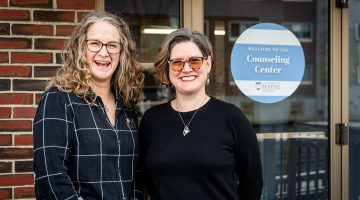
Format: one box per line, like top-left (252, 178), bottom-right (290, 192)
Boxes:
top-left (38, 87), bottom-right (82, 108)
top-left (40, 87), bottom-right (69, 100)
top-left (208, 97), bottom-right (241, 112)
top-left (208, 97), bottom-right (249, 121)
top-left (142, 101), bottom-right (170, 118)
top-left (38, 87), bottom-right (65, 104)
top-left (34, 87), bottom-right (76, 122)
top-left (139, 101), bottom-right (171, 126)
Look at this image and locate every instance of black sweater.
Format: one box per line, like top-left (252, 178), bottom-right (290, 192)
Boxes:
top-left (139, 97), bottom-right (263, 200)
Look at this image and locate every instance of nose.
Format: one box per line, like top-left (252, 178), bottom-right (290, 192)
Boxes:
top-left (182, 62), bottom-right (192, 72)
top-left (97, 44), bottom-right (109, 56)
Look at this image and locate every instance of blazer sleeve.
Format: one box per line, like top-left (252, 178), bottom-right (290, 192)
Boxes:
top-left (230, 106), bottom-right (263, 200)
top-left (33, 90), bottom-right (79, 200)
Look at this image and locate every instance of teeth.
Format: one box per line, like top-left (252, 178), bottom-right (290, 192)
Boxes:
top-left (95, 61), bottom-right (110, 65)
top-left (181, 76), bottom-right (195, 81)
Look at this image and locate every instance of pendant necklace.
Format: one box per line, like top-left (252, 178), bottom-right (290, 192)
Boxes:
top-left (175, 96), bottom-right (207, 136)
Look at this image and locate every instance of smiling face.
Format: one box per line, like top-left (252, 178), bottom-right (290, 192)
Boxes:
top-left (86, 21), bottom-right (121, 86)
top-left (169, 41), bottom-right (212, 96)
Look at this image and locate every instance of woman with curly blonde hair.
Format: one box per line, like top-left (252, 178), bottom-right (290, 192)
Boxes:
top-left (33, 11), bottom-right (144, 200)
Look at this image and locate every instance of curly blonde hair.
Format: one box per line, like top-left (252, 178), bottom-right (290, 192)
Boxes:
top-left (47, 11), bottom-right (144, 107)
top-left (154, 28), bottom-right (214, 86)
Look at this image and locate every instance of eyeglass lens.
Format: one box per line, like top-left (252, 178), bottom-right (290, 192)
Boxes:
top-left (169, 56), bottom-right (206, 72)
top-left (86, 40), bottom-right (121, 54)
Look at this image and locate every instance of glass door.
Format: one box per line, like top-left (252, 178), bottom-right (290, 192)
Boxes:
top-left (349, 0), bottom-right (360, 199)
top-left (203, 0), bottom-right (330, 199)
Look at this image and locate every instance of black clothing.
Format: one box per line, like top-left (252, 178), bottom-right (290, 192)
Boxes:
top-left (33, 87), bottom-right (143, 200)
top-left (139, 97), bottom-right (263, 200)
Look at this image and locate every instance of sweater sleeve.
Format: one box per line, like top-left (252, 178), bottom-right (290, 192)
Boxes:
top-left (138, 111), bottom-right (152, 199)
top-left (33, 90), bottom-right (79, 200)
top-left (230, 106), bottom-right (263, 200)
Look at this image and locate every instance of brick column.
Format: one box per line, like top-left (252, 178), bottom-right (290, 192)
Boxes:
top-left (0, 0), bottom-right (95, 199)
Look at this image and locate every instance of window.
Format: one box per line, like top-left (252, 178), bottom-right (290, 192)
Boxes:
top-left (355, 23), bottom-right (360, 41)
top-left (301, 64), bottom-right (313, 85)
top-left (282, 22), bottom-right (313, 43)
top-left (228, 21), bottom-right (258, 41)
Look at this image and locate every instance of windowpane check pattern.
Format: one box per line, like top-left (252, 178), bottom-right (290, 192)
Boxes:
top-left (33, 87), bottom-right (143, 200)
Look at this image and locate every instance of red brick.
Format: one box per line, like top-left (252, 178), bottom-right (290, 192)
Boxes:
top-left (0, 23), bottom-right (10, 35)
top-left (0, 107), bottom-right (11, 118)
top-left (77, 11), bottom-right (91, 22)
top-left (34, 66), bottom-right (59, 77)
top-left (0, 134), bottom-right (12, 145)
top-left (35, 38), bottom-right (67, 50)
top-left (0, 52), bottom-right (8, 63)
top-left (0, 9), bottom-right (30, 21)
top-left (0, 0), bottom-right (8, 7)
top-left (56, 25), bottom-right (74, 36)
top-left (0, 120), bottom-right (32, 131)
top-left (0, 93), bottom-right (33, 104)
top-left (15, 160), bottom-right (33, 172)
top-left (34, 10), bottom-right (74, 22)
top-left (0, 162), bottom-right (12, 173)
top-left (15, 134), bottom-right (33, 146)
top-left (35, 93), bottom-right (42, 104)
top-left (0, 148), bottom-right (33, 159)
top-left (11, 0), bottom-right (52, 8)
top-left (57, 0), bottom-right (95, 10)
top-left (0, 79), bottom-right (10, 91)
top-left (0, 37), bottom-right (31, 49)
top-left (14, 186), bottom-right (35, 198)
top-left (0, 65), bottom-right (31, 77)
top-left (13, 107), bottom-right (37, 119)
top-left (13, 79), bottom-right (47, 91)
top-left (12, 52), bottom-right (52, 64)
top-left (12, 24), bottom-right (53, 36)
top-left (0, 174), bottom-right (33, 186)
top-left (0, 188), bottom-right (12, 200)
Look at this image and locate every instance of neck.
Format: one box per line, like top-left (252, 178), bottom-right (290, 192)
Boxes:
top-left (175, 93), bottom-right (208, 112)
top-left (91, 80), bottom-right (112, 99)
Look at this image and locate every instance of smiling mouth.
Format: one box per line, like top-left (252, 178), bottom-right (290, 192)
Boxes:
top-left (180, 75), bottom-right (196, 81)
top-left (95, 61), bottom-right (110, 67)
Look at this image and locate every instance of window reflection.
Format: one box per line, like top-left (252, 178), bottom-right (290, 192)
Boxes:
top-left (204, 0), bottom-right (329, 199)
top-left (349, 1), bottom-right (360, 199)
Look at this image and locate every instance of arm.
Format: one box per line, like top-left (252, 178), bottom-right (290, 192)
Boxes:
top-left (129, 110), bottom-right (144, 200)
top-left (33, 90), bottom-right (79, 200)
top-left (230, 107), bottom-right (263, 200)
top-left (138, 111), bottom-right (154, 200)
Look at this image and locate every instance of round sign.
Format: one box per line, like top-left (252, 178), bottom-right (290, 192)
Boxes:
top-left (230, 23), bottom-right (305, 103)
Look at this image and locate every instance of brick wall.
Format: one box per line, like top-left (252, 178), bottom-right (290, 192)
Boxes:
top-left (0, 0), bottom-right (95, 199)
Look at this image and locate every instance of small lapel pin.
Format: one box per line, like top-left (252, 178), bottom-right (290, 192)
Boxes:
top-left (125, 118), bottom-right (136, 129)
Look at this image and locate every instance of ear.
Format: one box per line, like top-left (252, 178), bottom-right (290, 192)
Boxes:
top-left (205, 55), bottom-right (212, 73)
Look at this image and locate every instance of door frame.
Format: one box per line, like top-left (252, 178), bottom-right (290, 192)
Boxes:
top-left (330, 0), bottom-right (349, 199)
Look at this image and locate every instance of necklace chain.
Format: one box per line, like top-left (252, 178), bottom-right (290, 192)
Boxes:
top-left (175, 96), bottom-right (207, 136)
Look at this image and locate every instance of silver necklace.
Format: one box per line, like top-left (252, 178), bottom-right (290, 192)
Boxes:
top-left (175, 96), bottom-right (207, 136)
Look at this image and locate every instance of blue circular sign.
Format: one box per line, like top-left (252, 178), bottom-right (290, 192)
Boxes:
top-left (230, 23), bottom-right (305, 103)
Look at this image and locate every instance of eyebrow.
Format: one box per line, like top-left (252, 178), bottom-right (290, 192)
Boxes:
top-left (86, 39), bottom-right (121, 44)
top-left (170, 56), bottom-right (204, 60)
